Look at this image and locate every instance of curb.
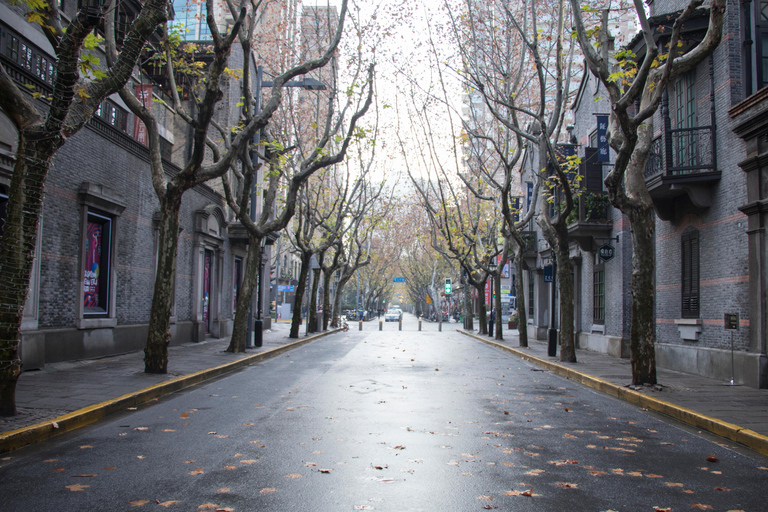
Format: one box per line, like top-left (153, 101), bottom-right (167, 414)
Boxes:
top-left (459, 330), bottom-right (768, 457)
top-left (0, 329), bottom-right (339, 454)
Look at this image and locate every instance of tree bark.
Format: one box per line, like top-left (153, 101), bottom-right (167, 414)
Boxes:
top-left (227, 235), bottom-right (262, 353)
top-left (290, 252), bottom-right (311, 338)
top-left (514, 252), bottom-right (529, 348)
top-left (144, 190), bottom-right (183, 372)
top-left (308, 268), bottom-right (320, 333)
top-left (628, 206), bottom-right (657, 385)
top-left (463, 277), bottom-right (474, 331)
top-left (476, 283), bottom-right (487, 334)
top-left (0, 130), bottom-right (62, 415)
top-left (322, 268), bottom-right (331, 330)
top-left (553, 229), bottom-right (576, 363)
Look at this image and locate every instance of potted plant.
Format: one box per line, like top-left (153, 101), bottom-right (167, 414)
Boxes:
top-left (508, 309), bottom-right (519, 330)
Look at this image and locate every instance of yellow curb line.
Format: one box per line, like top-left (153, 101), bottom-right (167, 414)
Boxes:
top-left (0, 329), bottom-right (339, 454)
top-left (460, 330), bottom-right (768, 457)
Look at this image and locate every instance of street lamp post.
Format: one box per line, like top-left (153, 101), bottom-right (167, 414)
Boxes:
top-left (246, 65), bottom-right (326, 348)
top-left (488, 260), bottom-right (497, 337)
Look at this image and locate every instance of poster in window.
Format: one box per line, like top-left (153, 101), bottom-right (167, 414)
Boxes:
top-left (203, 252), bottom-right (211, 326)
top-left (84, 221), bottom-right (102, 308)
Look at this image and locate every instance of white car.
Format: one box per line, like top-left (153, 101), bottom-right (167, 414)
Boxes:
top-left (384, 309), bottom-right (402, 322)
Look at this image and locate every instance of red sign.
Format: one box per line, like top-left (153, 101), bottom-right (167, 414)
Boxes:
top-left (133, 84), bottom-right (153, 145)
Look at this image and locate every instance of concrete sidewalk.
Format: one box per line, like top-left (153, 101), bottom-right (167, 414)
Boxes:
top-left (461, 329), bottom-right (768, 456)
top-left (0, 320), bottom-right (333, 453)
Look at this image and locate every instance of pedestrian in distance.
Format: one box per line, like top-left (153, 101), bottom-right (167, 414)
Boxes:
top-left (489, 307), bottom-right (495, 337)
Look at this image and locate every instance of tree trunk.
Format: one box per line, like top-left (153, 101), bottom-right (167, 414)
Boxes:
top-left (290, 252), bottom-right (311, 338)
top-left (0, 130), bottom-right (60, 414)
top-left (227, 234), bottom-right (261, 353)
top-left (308, 268), bottom-right (320, 333)
top-left (494, 271), bottom-right (503, 341)
top-left (554, 228), bottom-right (576, 363)
top-left (322, 269), bottom-right (331, 330)
top-left (331, 276), bottom-right (350, 327)
top-left (476, 284), bottom-right (487, 334)
top-left (463, 277), bottom-right (474, 330)
top-left (515, 253), bottom-right (529, 348)
top-left (629, 206), bottom-right (657, 385)
top-left (144, 190), bottom-right (183, 372)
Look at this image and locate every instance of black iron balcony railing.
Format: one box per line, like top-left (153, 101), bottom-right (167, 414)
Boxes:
top-left (645, 126), bottom-right (715, 179)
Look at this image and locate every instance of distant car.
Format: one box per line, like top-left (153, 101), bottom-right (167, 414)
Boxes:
top-left (385, 309), bottom-right (401, 322)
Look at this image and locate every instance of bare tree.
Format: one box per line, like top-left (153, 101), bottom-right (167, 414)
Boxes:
top-left (569, 0), bottom-right (726, 383)
top-left (0, 0), bottom-right (169, 415)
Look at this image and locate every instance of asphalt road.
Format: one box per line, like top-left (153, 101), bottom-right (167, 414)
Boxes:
top-left (1, 320), bottom-right (766, 511)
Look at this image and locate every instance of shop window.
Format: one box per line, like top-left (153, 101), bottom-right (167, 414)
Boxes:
top-left (681, 228), bottom-right (700, 318)
top-left (83, 211), bottom-right (112, 316)
top-left (77, 183), bottom-right (126, 328)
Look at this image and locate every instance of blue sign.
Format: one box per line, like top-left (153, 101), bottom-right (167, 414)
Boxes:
top-left (596, 114), bottom-right (609, 162)
top-left (278, 285), bottom-right (295, 292)
top-left (543, 265), bottom-right (554, 283)
top-left (393, 277), bottom-right (405, 283)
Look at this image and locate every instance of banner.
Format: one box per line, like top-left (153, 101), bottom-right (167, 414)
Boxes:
top-left (133, 84), bottom-right (153, 145)
top-left (596, 114), bottom-right (609, 162)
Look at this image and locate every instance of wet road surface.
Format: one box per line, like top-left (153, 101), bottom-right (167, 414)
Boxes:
top-left (1, 319), bottom-right (766, 511)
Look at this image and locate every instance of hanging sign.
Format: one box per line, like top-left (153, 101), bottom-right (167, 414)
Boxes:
top-left (543, 265), bottom-right (553, 283)
top-left (596, 114), bottom-right (609, 162)
top-left (598, 244), bottom-right (615, 261)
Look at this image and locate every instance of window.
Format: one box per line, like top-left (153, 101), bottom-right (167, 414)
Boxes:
top-left (233, 257), bottom-right (242, 314)
top-left (593, 259), bottom-right (605, 325)
top-left (681, 229), bottom-right (700, 318)
top-left (77, 183), bottom-right (126, 328)
top-left (172, 0), bottom-right (212, 41)
top-left (743, 0), bottom-right (768, 95)
top-left (83, 211), bottom-right (113, 317)
top-left (528, 270), bottom-right (535, 318)
top-left (674, 72), bottom-right (697, 168)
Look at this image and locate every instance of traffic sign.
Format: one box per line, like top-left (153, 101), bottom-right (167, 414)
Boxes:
top-left (393, 277), bottom-right (405, 283)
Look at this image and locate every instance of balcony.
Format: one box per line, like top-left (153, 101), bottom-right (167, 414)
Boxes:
top-left (644, 125), bottom-right (721, 221)
top-left (567, 193), bottom-right (613, 252)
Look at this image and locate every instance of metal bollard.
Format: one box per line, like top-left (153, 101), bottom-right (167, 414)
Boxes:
top-left (418, 320), bottom-right (422, 331)
top-left (379, 320), bottom-right (382, 331)
top-left (399, 319), bottom-right (402, 331)
top-left (439, 321), bottom-right (442, 332)
top-left (359, 320), bottom-right (363, 331)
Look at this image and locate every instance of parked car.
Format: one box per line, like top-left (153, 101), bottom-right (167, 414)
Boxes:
top-left (384, 309), bottom-right (402, 322)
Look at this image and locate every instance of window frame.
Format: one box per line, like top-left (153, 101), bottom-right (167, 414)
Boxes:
top-left (593, 259), bottom-right (605, 325)
top-left (76, 183), bottom-right (126, 329)
top-left (528, 269), bottom-right (535, 318)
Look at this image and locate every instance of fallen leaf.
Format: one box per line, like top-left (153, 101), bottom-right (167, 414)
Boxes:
top-left (80, 445), bottom-right (93, 449)
top-left (589, 471), bottom-right (608, 476)
top-left (51, 421), bottom-right (59, 429)
top-left (393, 445), bottom-right (406, 450)
top-left (646, 474), bottom-right (663, 478)
top-left (53, 468), bottom-right (65, 472)
top-left (183, 460), bottom-right (195, 464)
top-left (157, 501), bottom-right (181, 508)
top-left (134, 427), bottom-right (148, 431)
top-left (129, 500), bottom-right (149, 507)
top-left (318, 468), bottom-right (333, 474)
top-left (103, 467), bottom-right (116, 471)
top-left (188, 468), bottom-right (204, 475)
top-left (525, 469), bottom-right (545, 476)
top-left (180, 413), bottom-right (189, 419)
top-left (217, 488), bottom-right (230, 493)
top-left (197, 504), bottom-right (218, 510)
top-left (715, 487), bottom-right (731, 491)
top-left (163, 429), bottom-right (176, 433)
top-left (285, 473), bottom-right (302, 479)
top-left (477, 495), bottom-right (493, 501)
top-left (65, 484), bottom-right (90, 492)
top-left (136, 456), bottom-right (146, 460)
top-left (73, 473), bottom-right (97, 477)
top-left (665, 482), bottom-right (684, 487)
top-left (240, 460), bottom-right (259, 465)
top-left (259, 488), bottom-right (276, 493)
top-left (706, 453), bottom-right (718, 463)
top-left (43, 459), bottom-right (58, 463)
top-left (304, 462), bottom-right (317, 467)
top-left (223, 465), bottom-right (238, 470)
top-left (653, 508), bottom-right (671, 512)
top-left (690, 505), bottom-right (713, 510)
top-left (556, 482), bottom-right (578, 488)
top-left (215, 508), bottom-right (234, 512)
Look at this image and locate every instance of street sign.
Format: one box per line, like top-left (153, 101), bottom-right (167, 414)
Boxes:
top-left (393, 277), bottom-right (405, 283)
top-left (543, 265), bottom-right (553, 283)
top-left (277, 285), bottom-right (294, 292)
top-left (598, 244), bottom-right (615, 261)
top-left (724, 313), bottom-right (739, 331)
